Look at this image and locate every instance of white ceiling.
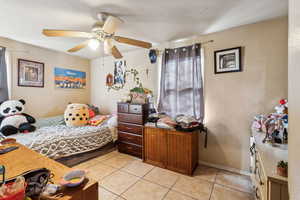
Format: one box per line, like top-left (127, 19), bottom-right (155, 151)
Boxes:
top-left (0, 0), bottom-right (288, 59)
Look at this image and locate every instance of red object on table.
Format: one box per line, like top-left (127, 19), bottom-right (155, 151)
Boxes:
top-left (0, 182), bottom-right (26, 200)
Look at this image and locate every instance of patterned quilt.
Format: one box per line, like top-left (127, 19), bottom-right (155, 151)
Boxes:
top-left (7, 123), bottom-right (114, 159)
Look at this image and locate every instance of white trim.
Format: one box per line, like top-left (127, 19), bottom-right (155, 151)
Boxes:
top-left (5, 50), bottom-right (12, 99)
top-left (199, 160), bottom-right (251, 176)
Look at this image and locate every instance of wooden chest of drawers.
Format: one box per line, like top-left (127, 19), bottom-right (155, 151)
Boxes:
top-left (117, 103), bottom-right (148, 158)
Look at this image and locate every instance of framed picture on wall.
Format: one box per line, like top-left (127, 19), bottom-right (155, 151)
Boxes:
top-left (18, 59), bottom-right (44, 87)
top-left (214, 47), bottom-right (242, 74)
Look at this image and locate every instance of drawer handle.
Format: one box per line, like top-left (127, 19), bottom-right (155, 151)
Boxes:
top-left (127, 146), bottom-right (133, 150)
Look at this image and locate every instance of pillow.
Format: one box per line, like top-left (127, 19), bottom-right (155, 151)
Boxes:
top-left (64, 104), bottom-right (89, 127)
top-left (88, 115), bottom-right (109, 126)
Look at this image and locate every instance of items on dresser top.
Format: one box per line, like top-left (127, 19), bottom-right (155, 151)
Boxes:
top-left (250, 129), bottom-right (288, 200)
top-left (117, 103), bottom-right (149, 158)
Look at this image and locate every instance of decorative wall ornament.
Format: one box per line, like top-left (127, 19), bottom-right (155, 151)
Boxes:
top-left (214, 47), bottom-right (242, 74)
top-left (18, 59), bottom-right (44, 87)
top-left (106, 60), bottom-right (143, 91)
top-left (54, 67), bottom-right (86, 89)
top-left (106, 73), bottom-right (113, 87)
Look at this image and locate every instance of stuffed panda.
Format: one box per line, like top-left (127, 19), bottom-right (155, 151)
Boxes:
top-left (0, 99), bottom-right (36, 136)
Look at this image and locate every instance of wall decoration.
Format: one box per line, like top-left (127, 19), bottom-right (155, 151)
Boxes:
top-left (18, 59), bottom-right (44, 87)
top-left (214, 47), bottom-right (242, 74)
top-left (54, 67), bottom-right (86, 89)
top-left (106, 73), bottom-right (114, 87)
top-left (106, 61), bottom-right (143, 92)
top-left (114, 60), bottom-right (126, 86)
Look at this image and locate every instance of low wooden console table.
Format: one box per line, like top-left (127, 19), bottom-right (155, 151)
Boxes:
top-left (0, 143), bottom-right (98, 200)
top-left (143, 125), bottom-right (199, 175)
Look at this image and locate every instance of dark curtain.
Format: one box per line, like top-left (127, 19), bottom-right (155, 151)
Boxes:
top-left (158, 43), bottom-right (204, 121)
top-left (0, 48), bottom-right (8, 102)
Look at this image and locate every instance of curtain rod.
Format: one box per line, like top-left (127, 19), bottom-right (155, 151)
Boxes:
top-left (154, 39), bottom-right (214, 54)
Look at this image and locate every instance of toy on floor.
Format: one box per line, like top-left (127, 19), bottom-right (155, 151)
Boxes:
top-left (0, 99), bottom-right (36, 136)
top-left (64, 103), bottom-right (89, 127)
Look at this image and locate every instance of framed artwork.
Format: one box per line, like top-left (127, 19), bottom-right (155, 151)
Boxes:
top-left (214, 47), bottom-right (242, 74)
top-left (18, 59), bottom-right (44, 87)
top-left (54, 67), bottom-right (86, 89)
top-left (114, 60), bottom-right (126, 86)
top-left (106, 73), bottom-right (113, 86)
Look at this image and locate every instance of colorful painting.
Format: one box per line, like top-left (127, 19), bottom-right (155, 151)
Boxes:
top-left (54, 67), bottom-right (86, 89)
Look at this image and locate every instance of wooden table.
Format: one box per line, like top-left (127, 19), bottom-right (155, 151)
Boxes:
top-left (0, 143), bottom-right (98, 200)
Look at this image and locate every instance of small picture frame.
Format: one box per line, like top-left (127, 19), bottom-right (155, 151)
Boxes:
top-left (18, 59), bottom-right (44, 87)
top-left (214, 47), bottom-right (242, 74)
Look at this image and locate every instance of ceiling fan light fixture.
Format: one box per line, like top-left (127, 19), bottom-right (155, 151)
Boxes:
top-left (88, 39), bottom-right (100, 50)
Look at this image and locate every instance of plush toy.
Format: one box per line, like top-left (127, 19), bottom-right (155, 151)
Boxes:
top-left (64, 103), bottom-right (89, 127)
top-left (0, 99), bottom-right (36, 136)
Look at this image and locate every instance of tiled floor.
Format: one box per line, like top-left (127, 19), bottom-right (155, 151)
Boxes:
top-left (74, 151), bottom-right (254, 200)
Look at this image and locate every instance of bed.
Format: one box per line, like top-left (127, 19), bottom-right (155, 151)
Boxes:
top-left (1, 115), bottom-right (118, 165)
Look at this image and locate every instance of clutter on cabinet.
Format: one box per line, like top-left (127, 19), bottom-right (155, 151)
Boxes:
top-left (175, 115), bottom-right (204, 132)
top-left (130, 87), bottom-right (152, 104)
top-left (253, 99), bottom-right (288, 144)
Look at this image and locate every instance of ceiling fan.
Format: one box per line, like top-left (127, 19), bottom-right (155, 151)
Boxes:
top-left (42, 13), bottom-right (152, 59)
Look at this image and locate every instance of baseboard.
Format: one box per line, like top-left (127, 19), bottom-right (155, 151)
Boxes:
top-left (198, 160), bottom-right (251, 176)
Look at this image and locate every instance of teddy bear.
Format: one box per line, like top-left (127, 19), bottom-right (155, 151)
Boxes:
top-left (0, 99), bottom-right (36, 136)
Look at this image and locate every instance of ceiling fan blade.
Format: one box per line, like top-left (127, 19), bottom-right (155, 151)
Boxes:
top-left (111, 46), bottom-right (123, 59)
top-left (114, 36), bottom-right (152, 49)
top-left (42, 29), bottom-right (92, 38)
top-left (68, 40), bottom-right (90, 52)
top-left (103, 16), bottom-right (123, 34)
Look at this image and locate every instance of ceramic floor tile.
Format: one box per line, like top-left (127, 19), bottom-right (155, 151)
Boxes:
top-left (121, 160), bottom-right (154, 177)
top-left (94, 150), bottom-right (121, 162)
top-left (164, 190), bottom-right (196, 200)
top-left (74, 161), bottom-right (93, 169)
top-left (172, 176), bottom-right (213, 200)
top-left (102, 154), bottom-right (136, 169)
top-left (215, 171), bottom-right (252, 193)
top-left (101, 171), bottom-right (140, 195)
top-left (210, 184), bottom-right (254, 200)
top-left (99, 186), bottom-right (118, 200)
top-left (143, 167), bottom-right (179, 188)
top-left (87, 163), bottom-right (118, 181)
top-left (192, 165), bottom-right (219, 182)
top-left (122, 179), bottom-right (169, 200)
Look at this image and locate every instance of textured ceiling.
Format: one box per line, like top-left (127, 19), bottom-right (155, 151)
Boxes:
top-left (0, 0), bottom-right (288, 59)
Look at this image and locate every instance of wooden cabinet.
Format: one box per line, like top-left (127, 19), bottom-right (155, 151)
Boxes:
top-left (143, 126), bottom-right (199, 175)
top-left (117, 103), bottom-right (148, 158)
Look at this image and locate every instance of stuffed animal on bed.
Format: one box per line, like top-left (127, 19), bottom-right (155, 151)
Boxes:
top-left (0, 99), bottom-right (36, 136)
top-left (64, 103), bottom-right (89, 127)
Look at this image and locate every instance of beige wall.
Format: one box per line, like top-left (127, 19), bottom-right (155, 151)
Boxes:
top-left (288, 0), bottom-right (300, 198)
top-left (0, 37), bottom-right (90, 118)
top-left (91, 17), bottom-right (288, 172)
